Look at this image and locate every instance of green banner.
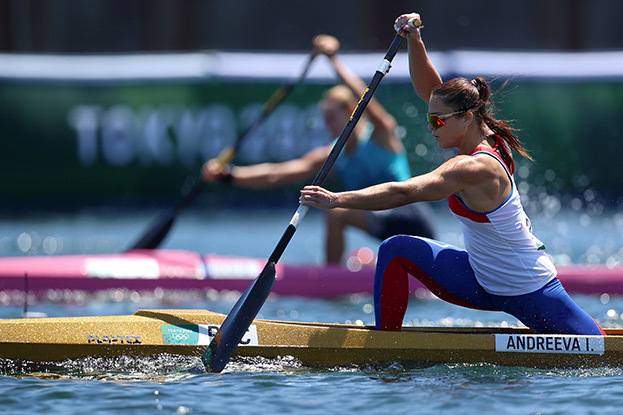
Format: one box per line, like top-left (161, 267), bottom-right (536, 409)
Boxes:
top-left (2, 79), bottom-right (622, 204)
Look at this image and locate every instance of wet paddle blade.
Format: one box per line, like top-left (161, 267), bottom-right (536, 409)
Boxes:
top-left (127, 211), bottom-right (176, 251)
top-left (125, 180), bottom-right (206, 251)
top-left (202, 261), bottom-right (276, 372)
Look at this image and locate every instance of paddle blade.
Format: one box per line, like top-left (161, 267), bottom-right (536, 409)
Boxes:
top-left (126, 211), bottom-right (175, 251)
top-left (125, 180), bottom-right (206, 252)
top-left (202, 260), bottom-right (277, 373)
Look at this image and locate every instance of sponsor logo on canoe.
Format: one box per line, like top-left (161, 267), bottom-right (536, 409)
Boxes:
top-left (85, 258), bottom-right (161, 279)
top-left (161, 324), bottom-right (259, 346)
top-left (495, 334), bottom-right (604, 355)
top-left (204, 256), bottom-right (264, 280)
top-left (87, 334), bottom-right (142, 344)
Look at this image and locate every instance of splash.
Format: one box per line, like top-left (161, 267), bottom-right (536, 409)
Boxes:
top-left (0, 354), bottom-right (203, 382)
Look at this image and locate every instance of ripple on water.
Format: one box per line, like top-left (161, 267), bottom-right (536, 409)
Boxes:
top-left (2, 355), bottom-right (623, 415)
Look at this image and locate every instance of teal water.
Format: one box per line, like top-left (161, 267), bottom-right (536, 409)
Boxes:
top-left (2, 206), bottom-right (623, 414)
top-left (3, 360), bottom-right (623, 415)
top-left (4, 201), bottom-right (623, 266)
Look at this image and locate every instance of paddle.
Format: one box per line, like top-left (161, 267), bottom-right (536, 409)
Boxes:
top-left (202, 17), bottom-right (422, 373)
top-left (126, 51), bottom-right (318, 251)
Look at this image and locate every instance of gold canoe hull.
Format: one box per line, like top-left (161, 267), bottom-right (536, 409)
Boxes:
top-left (1, 309), bottom-right (622, 368)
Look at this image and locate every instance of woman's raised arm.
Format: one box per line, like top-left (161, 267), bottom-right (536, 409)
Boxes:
top-left (395, 13), bottom-right (443, 102)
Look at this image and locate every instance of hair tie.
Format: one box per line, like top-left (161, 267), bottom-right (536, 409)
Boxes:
top-left (471, 78), bottom-right (479, 88)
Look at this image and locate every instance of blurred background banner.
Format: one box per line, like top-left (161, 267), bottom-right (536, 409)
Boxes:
top-left (1, 0), bottom-right (623, 209)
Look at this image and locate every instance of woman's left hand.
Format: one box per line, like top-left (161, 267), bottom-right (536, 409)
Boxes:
top-left (299, 185), bottom-right (338, 209)
top-left (394, 13), bottom-right (422, 36)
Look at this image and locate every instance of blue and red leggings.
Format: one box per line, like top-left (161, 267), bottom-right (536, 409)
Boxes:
top-left (374, 235), bottom-right (605, 335)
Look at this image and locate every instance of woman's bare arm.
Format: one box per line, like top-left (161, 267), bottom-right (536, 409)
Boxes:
top-left (203, 146), bottom-right (330, 189)
top-left (300, 155), bottom-right (507, 212)
top-left (395, 13), bottom-right (443, 102)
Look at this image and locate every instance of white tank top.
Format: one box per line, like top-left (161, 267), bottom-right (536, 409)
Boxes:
top-left (448, 137), bottom-right (556, 296)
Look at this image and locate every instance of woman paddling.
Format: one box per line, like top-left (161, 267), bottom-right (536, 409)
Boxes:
top-left (203, 34), bottom-right (436, 264)
top-left (300, 13), bottom-right (604, 336)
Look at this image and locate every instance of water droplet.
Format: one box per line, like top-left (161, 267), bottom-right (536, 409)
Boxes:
top-left (17, 232), bottom-right (32, 252)
top-left (415, 143), bottom-right (427, 157)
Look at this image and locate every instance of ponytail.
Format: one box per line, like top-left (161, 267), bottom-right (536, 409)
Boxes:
top-left (432, 77), bottom-right (533, 162)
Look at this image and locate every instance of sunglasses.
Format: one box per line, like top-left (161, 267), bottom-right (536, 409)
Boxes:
top-left (426, 110), bottom-right (467, 130)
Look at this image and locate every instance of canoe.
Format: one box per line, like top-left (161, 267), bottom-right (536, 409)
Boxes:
top-left (0, 308), bottom-right (621, 369)
top-left (0, 249), bottom-right (621, 300)
top-left (0, 249), bottom-right (384, 300)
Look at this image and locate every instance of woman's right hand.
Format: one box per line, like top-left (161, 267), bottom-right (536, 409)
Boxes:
top-left (299, 185), bottom-right (338, 210)
top-left (201, 159), bottom-right (232, 183)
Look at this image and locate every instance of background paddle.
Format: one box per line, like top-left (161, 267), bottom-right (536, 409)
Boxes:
top-left (126, 51), bottom-right (318, 251)
top-left (202, 16), bottom-right (422, 373)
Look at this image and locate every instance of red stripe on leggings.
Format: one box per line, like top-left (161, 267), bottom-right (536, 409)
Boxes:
top-left (396, 257), bottom-right (493, 310)
top-left (378, 257), bottom-right (410, 331)
top-left (379, 257), bottom-right (495, 331)
top-left (592, 318), bottom-right (607, 336)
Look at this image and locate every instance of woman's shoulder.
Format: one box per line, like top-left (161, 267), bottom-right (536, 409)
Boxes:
top-left (442, 154), bottom-right (504, 184)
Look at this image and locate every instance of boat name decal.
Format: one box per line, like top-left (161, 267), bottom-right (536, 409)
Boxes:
top-left (204, 257), bottom-right (264, 280)
top-left (86, 334), bottom-right (142, 344)
top-left (85, 258), bottom-right (161, 279)
top-left (161, 324), bottom-right (259, 346)
top-left (495, 334), bottom-right (604, 355)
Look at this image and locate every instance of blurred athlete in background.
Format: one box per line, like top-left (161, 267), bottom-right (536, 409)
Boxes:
top-left (203, 34), bottom-right (435, 264)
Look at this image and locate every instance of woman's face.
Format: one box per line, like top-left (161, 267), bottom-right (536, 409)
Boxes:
top-left (321, 99), bottom-right (352, 138)
top-left (427, 94), bottom-right (467, 149)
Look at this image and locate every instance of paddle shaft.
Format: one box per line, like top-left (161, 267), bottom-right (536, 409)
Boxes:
top-left (270, 31), bottom-right (411, 264)
top-left (127, 52), bottom-right (317, 251)
top-left (214, 51), bottom-right (318, 167)
top-left (203, 31), bottom-right (410, 373)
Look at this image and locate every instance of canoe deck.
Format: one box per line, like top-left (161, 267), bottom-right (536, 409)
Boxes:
top-left (1, 309), bottom-right (623, 369)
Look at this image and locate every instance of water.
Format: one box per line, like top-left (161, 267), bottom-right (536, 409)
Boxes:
top-left (4, 201), bottom-right (623, 266)
top-left (2, 205), bottom-right (623, 414)
top-left (3, 363), bottom-right (621, 415)
top-left (2, 295), bottom-right (623, 415)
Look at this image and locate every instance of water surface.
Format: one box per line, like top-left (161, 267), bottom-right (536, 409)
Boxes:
top-left (2, 206), bottom-right (623, 414)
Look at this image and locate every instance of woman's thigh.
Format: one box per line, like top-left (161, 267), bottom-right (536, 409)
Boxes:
top-left (490, 278), bottom-right (605, 335)
top-left (374, 235), bottom-right (497, 311)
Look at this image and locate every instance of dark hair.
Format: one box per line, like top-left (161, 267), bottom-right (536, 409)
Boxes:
top-left (431, 77), bottom-right (533, 162)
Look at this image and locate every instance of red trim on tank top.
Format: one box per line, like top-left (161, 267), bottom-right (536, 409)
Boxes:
top-left (448, 135), bottom-right (515, 222)
top-left (448, 196), bottom-right (491, 223)
top-left (471, 135), bottom-right (515, 175)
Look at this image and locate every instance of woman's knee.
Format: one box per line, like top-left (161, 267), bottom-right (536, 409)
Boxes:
top-left (378, 235), bottom-right (431, 260)
top-left (326, 208), bottom-right (346, 227)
